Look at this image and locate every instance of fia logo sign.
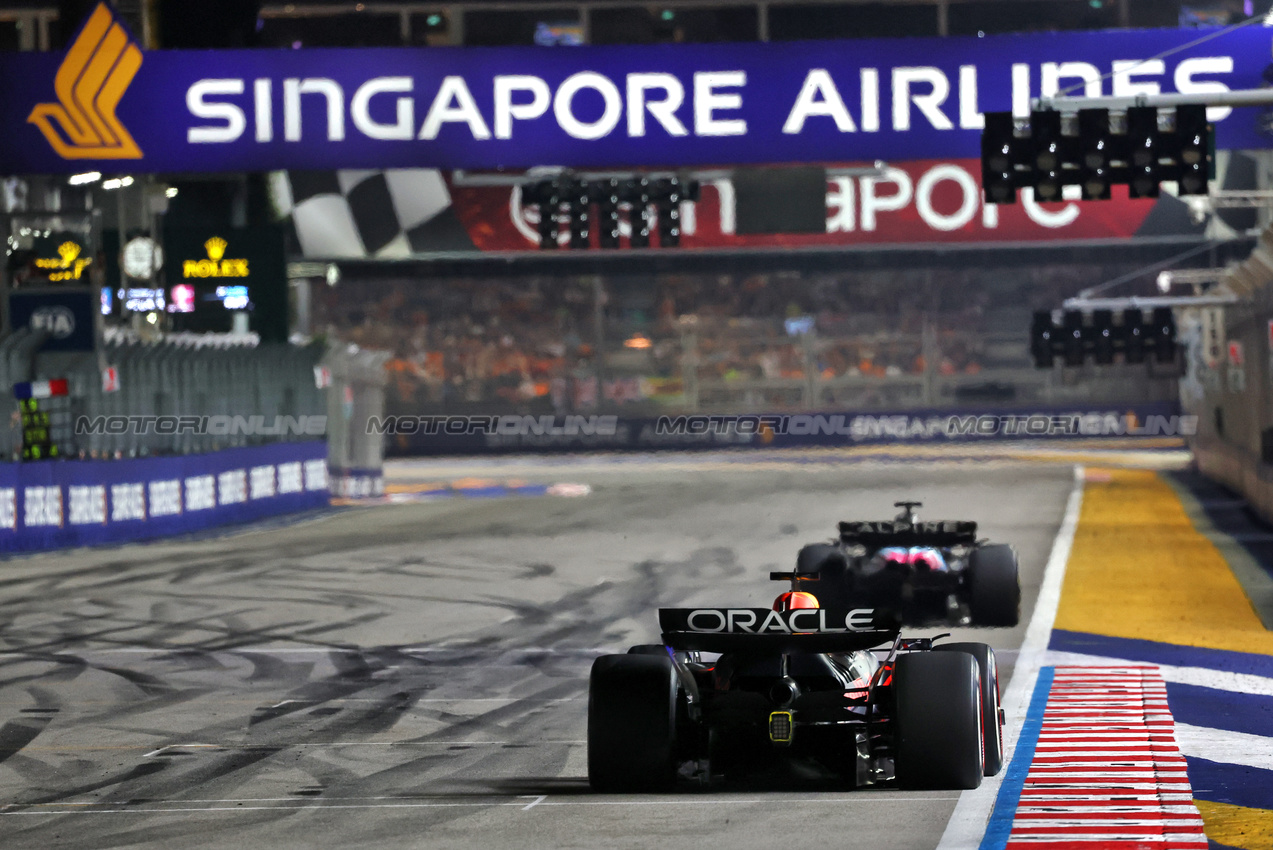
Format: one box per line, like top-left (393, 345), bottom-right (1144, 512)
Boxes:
top-left (31, 306), bottom-right (76, 339)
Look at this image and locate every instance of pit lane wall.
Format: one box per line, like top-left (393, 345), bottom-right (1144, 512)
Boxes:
top-left (1183, 216), bottom-right (1273, 524)
top-left (0, 441), bottom-right (329, 554)
top-left (1188, 299), bottom-right (1273, 521)
top-left (381, 401), bottom-right (1189, 456)
top-left (1192, 434), bottom-right (1273, 523)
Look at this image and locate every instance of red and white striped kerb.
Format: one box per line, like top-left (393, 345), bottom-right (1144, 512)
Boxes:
top-left (1005, 665), bottom-right (1208, 850)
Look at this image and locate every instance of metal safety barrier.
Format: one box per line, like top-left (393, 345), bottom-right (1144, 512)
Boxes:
top-left (0, 330), bottom-right (327, 461)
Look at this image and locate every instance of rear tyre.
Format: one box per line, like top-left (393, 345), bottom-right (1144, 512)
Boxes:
top-left (588, 654), bottom-right (679, 792)
top-left (936, 642), bottom-right (1003, 776)
top-left (894, 651), bottom-right (984, 790)
top-left (969, 544), bottom-right (1021, 627)
top-left (627, 644), bottom-right (671, 657)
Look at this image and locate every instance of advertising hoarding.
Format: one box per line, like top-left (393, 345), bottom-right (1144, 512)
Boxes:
top-left (2, 2), bottom-right (1271, 174)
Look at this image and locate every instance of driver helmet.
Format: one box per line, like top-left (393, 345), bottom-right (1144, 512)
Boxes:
top-left (772, 590), bottom-right (820, 612)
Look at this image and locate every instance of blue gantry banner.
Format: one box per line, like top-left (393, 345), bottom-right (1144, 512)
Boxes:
top-left (1, 3), bottom-right (1272, 174)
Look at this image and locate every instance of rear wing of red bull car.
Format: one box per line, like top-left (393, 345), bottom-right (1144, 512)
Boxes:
top-left (659, 607), bottom-right (899, 653)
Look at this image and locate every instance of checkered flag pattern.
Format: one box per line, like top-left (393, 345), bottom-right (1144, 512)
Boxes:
top-left (270, 169), bottom-right (475, 258)
top-left (268, 153), bottom-right (1256, 257)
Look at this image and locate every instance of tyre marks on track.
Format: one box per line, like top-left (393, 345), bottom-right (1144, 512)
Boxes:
top-left (1003, 666), bottom-right (1207, 850)
top-left (0, 544), bottom-right (751, 843)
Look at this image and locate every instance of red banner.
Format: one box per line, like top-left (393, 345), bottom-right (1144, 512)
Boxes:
top-left (449, 159), bottom-right (1165, 251)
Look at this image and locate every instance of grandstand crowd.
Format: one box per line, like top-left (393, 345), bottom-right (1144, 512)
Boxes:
top-left (316, 262), bottom-right (1142, 413)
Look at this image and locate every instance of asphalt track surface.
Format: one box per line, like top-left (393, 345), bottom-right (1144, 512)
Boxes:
top-left (0, 458), bottom-right (1077, 849)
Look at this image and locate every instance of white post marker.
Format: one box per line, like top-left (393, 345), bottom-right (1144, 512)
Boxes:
top-left (935, 464), bottom-right (1085, 850)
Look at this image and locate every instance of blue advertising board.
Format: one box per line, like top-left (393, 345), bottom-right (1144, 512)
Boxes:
top-left (1, 3), bottom-right (1271, 174)
top-left (0, 441), bottom-right (329, 553)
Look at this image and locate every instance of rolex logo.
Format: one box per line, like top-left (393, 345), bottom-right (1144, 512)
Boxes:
top-left (27, 3), bottom-right (143, 160)
top-left (204, 237), bottom-right (228, 262)
top-left (57, 241), bottom-right (82, 266)
top-left (184, 236), bottom-right (249, 279)
top-left (34, 240), bottom-right (92, 280)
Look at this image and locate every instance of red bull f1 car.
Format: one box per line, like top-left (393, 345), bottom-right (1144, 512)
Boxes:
top-left (587, 590), bottom-right (1004, 792)
top-left (789, 501), bottom-right (1021, 628)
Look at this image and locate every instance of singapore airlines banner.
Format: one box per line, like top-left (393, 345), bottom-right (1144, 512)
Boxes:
top-left (2, 5), bottom-right (1272, 174)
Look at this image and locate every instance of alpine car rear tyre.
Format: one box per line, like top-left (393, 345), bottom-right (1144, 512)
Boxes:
top-left (894, 651), bottom-right (984, 790)
top-left (588, 654), bottom-right (679, 792)
top-left (969, 544), bottom-right (1021, 627)
top-left (936, 642), bottom-right (1003, 776)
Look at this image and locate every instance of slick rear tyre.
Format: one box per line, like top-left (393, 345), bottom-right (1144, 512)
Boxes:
top-left (588, 654), bottom-right (679, 792)
top-left (894, 651), bottom-right (984, 790)
top-left (969, 544), bottom-right (1021, 627)
top-left (627, 645), bottom-right (671, 656)
top-left (936, 642), bottom-right (1003, 776)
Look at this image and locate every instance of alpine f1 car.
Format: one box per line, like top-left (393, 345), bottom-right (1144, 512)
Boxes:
top-left (587, 593), bottom-right (1004, 792)
top-left (787, 501), bottom-right (1021, 627)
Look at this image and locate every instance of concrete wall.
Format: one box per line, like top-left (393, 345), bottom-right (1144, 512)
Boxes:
top-left (1185, 213), bottom-right (1273, 521)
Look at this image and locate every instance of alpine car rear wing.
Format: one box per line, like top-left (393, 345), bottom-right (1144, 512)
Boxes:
top-left (659, 607), bottom-right (900, 654)
top-left (838, 519), bottom-right (978, 548)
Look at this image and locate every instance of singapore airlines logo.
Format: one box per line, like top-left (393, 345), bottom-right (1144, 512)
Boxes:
top-left (27, 3), bottom-right (142, 160)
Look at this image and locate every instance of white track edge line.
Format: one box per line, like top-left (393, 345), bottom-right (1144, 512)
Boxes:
top-left (935, 463), bottom-right (1084, 850)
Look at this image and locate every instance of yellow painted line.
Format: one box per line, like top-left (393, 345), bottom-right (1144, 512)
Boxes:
top-left (450, 477), bottom-right (499, 489)
top-left (384, 483), bottom-right (448, 494)
top-left (1195, 800), bottom-right (1273, 850)
top-left (1054, 467), bottom-right (1273, 655)
top-left (998, 450), bottom-right (1189, 469)
top-left (1055, 468), bottom-right (1273, 847)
